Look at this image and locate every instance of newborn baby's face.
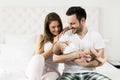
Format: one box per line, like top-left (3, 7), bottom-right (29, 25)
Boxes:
top-left (60, 42), bottom-right (68, 51)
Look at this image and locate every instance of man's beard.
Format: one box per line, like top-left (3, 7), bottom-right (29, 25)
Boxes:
top-left (76, 25), bottom-right (83, 34)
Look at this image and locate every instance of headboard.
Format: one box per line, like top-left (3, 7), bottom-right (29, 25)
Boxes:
top-left (0, 7), bottom-right (99, 43)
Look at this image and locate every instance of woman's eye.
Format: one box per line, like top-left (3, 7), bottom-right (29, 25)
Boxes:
top-left (52, 26), bottom-right (55, 29)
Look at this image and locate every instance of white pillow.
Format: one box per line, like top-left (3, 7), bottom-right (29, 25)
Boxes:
top-left (0, 44), bottom-right (35, 72)
top-left (4, 34), bottom-right (36, 45)
top-left (96, 62), bottom-right (117, 72)
top-left (96, 62), bottom-right (119, 80)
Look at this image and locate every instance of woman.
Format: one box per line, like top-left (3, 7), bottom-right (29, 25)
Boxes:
top-left (26, 12), bottom-right (63, 80)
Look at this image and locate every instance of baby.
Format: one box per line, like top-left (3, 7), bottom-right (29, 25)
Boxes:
top-left (52, 41), bottom-right (106, 64)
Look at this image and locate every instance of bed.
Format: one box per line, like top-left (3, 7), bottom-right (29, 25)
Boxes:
top-left (58, 62), bottom-right (120, 80)
top-left (96, 62), bottom-right (120, 80)
top-left (0, 7), bottom-right (119, 80)
top-left (0, 57), bottom-right (120, 80)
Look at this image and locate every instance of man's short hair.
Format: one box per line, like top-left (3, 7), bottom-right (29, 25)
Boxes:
top-left (66, 6), bottom-right (87, 21)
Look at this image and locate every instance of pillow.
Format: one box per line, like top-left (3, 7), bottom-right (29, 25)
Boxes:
top-left (0, 44), bottom-right (35, 72)
top-left (4, 34), bottom-right (36, 45)
top-left (96, 62), bottom-right (117, 72)
top-left (96, 62), bottom-right (119, 80)
top-left (0, 67), bottom-right (5, 78)
top-left (0, 71), bottom-right (26, 80)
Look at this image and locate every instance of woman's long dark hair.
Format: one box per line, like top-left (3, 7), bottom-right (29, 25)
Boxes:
top-left (40, 12), bottom-right (63, 49)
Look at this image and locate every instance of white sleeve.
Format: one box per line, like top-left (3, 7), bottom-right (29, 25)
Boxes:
top-left (92, 32), bottom-right (105, 49)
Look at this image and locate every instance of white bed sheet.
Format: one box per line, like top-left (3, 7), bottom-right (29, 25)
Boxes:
top-left (59, 62), bottom-right (120, 80)
top-left (96, 62), bottom-right (120, 80)
top-left (0, 62), bottom-right (119, 80)
top-left (0, 45), bottom-right (119, 80)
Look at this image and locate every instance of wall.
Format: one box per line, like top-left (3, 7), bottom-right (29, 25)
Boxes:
top-left (0, 0), bottom-right (120, 62)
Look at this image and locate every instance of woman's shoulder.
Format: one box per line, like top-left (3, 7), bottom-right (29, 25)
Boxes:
top-left (37, 34), bottom-right (44, 40)
top-left (39, 34), bottom-right (44, 38)
top-left (37, 34), bottom-right (44, 42)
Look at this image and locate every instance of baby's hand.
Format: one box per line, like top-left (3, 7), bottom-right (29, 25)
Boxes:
top-left (84, 54), bottom-right (92, 62)
top-left (89, 47), bottom-right (100, 57)
top-left (65, 40), bottom-right (71, 45)
top-left (97, 57), bottom-right (107, 64)
top-left (83, 48), bottom-right (91, 55)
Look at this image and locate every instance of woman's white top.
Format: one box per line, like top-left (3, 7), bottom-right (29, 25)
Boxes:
top-left (43, 42), bottom-right (59, 73)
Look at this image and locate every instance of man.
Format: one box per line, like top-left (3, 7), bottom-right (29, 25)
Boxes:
top-left (53, 6), bottom-right (111, 80)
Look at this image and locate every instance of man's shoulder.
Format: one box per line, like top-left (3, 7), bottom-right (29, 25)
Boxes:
top-left (88, 29), bottom-right (104, 41)
top-left (88, 29), bottom-right (101, 37)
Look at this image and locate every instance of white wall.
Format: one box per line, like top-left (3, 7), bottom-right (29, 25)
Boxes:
top-left (0, 0), bottom-right (120, 62)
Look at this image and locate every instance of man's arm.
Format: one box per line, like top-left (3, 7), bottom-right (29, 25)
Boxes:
top-left (75, 48), bottom-right (104, 67)
top-left (85, 48), bottom-right (105, 67)
top-left (90, 47), bottom-right (106, 64)
top-left (53, 51), bottom-right (82, 63)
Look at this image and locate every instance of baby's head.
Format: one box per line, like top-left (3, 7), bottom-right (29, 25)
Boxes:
top-left (52, 41), bottom-right (67, 55)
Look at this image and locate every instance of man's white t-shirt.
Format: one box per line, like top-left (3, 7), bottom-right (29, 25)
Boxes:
top-left (59, 29), bottom-right (105, 73)
top-left (63, 42), bottom-right (77, 54)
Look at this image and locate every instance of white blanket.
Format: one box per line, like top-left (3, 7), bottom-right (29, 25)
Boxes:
top-left (0, 62), bottom-right (119, 80)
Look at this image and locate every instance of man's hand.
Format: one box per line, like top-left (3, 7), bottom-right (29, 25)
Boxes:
top-left (90, 47), bottom-right (100, 58)
top-left (74, 58), bottom-right (101, 67)
top-left (74, 48), bottom-right (102, 67)
top-left (74, 58), bottom-right (89, 67)
top-left (76, 50), bottom-right (88, 59)
top-left (83, 48), bottom-right (91, 55)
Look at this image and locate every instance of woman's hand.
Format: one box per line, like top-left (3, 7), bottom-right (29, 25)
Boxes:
top-left (53, 36), bottom-right (59, 43)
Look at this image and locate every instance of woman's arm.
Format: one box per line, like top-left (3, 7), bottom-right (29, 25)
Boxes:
top-left (36, 34), bottom-right (53, 59)
top-left (41, 48), bottom-right (53, 60)
top-left (36, 34), bottom-right (44, 54)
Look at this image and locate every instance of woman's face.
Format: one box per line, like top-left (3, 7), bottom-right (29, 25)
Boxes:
top-left (49, 20), bottom-right (61, 36)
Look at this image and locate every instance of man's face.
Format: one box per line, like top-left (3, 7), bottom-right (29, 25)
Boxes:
top-left (67, 14), bottom-right (83, 34)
